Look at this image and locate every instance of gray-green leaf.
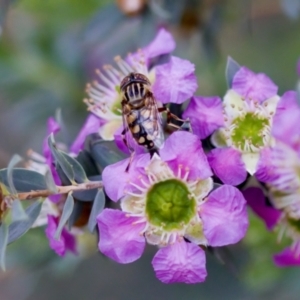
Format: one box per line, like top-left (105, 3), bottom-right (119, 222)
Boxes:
top-left (11, 199), bottom-right (28, 222)
top-left (0, 224), bottom-right (8, 271)
top-left (0, 168), bottom-right (47, 192)
top-left (55, 193), bottom-right (74, 240)
top-left (8, 200), bottom-right (43, 244)
top-left (7, 154), bottom-right (23, 195)
top-left (225, 56), bottom-right (241, 89)
top-left (88, 189), bottom-right (105, 232)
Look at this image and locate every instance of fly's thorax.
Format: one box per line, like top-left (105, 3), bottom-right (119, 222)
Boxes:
top-left (121, 73), bottom-right (151, 105)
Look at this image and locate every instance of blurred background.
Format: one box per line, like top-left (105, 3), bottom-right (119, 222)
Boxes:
top-left (1, 0), bottom-right (300, 299)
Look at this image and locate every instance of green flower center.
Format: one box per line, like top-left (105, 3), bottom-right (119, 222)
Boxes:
top-left (288, 218), bottom-right (300, 232)
top-left (146, 179), bottom-right (196, 231)
top-left (231, 112), bottom-right (269, 150)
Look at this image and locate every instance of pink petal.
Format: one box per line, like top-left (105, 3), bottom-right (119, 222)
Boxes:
top-left (102, 154), bottom-right (148, 201)
top-left (45, 215), bottom-right (77, 256)
top-left (183, 96), bottom-right (224, 139)
top-left (47, 117), bottom-right (61, 134)
top-left (201, 185), bottom-right (248, 247)
top-left (255, 147), bottom-right (278, 183)
top-left (242, 187), bottom-right (281, 230)
top-left (143, 28), bottom-right (176, 61)
top-left (160, 131), bottom-right (212, 180)
top-left (114, 125), bottom-right (145, 155)
top-left (152, 56), bottom-right (198, 104)
top-left (207, 148), bottom-right (247, 185)
top-left (97, 209), bottom-right (145, 264)
top-left (70, 114), bottom-right (103, 154)
top-left (273, 247), bottom-right (300, 267)
top-left (272, 91), bottom-right (300, 152)
top-left (232, 67), bottom-right (278, 103)
top-left (152, 241), bottom-right (207, 284)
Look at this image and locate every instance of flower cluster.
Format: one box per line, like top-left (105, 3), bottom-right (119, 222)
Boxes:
top-left (27, 116), bottom-right (90, 256)
top-left (244, 91), bottom-right (300, 266)
top-left (4, 28), bottom-right (300, 285)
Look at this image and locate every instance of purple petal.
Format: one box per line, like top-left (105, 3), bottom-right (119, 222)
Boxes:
top-left (255, 147), bottom-right (278, 183)
top-left (207, 148), bottom-right (247, 185)
top-left (160, 131), bottom-right (212, 180)
top-left (182, 96), bottom-right (224, 139)
top-left (143, 28), bottom-right (176, 62)
top-left (201, 185), bottom-right (248, 247)
top-left (242, 187), bottom-right (281, 230)
top-left (152, 241), bottom-right (207, 284)
top-left (152, 56), bottom-right (198, 104)
top-left (272, 91), bottom-right (300, 151)
top-left (102, 154), bottom-right (148, 201)
top-left (45, 215), bottom-right (77, 256)
top-left (70, 114), bottom-right (103, 154)
top-left (297, 58), bottom-right (300, 77)
top-left (232, 67), bottom-right (278, 102)
top-left (97, 209), bottom-right (145, 264)
top-left (114, 125), bottom-right (145, 155)
top-left (47, 117), bottom-right (61, 134)
top-left (273, 247), bottom-right (300, 267)
top-left (49, 194), bottom-right (62, 203)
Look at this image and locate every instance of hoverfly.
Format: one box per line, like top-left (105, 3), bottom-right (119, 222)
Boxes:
top-left (120, 72), bottom-right (190, 171)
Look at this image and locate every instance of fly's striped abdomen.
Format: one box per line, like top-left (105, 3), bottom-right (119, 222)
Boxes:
top-left (127, 108), bottom-right (158, 150)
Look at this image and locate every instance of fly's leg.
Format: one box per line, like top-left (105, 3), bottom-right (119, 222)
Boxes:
top-left (125, 151), bottom-right (135, 172)
top-left (158, 105), bottom-right (192, 132)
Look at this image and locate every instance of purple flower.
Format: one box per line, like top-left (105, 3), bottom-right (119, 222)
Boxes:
top-left (183, 66), bottom-right (280, 185)
top-left (97, 131), bottom-right (248, 284)
top-left (255, 93), bottom-right (300, 214)
top-left (271, 91), bottom-right (300, 153)
top-left (85, 28), bottom-right (197, 141)
top-left (45, 215), bottom-right (77, 256)
top-left (243, 187), bottom-right (300, 267)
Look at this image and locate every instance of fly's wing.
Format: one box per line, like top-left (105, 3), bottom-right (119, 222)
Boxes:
top-left (121, 102), bottom-right (137, 154)
top-left (143, 94), bottom-right (164, 149)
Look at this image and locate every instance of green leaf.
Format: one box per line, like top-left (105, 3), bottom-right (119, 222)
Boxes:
top-left (55, 193), bottom-right (74, 240)
top-left (0, 168), bottom-right (47, 192)
top-left (7, 154), bottom-right (23, 195)
top-left (44, 168), bottom-right (58, 193)
top-left (8, 200), bottom-right (43, 244)
top-left (0, 224), bottom-right (8, 271)
top-left (225, 56), bottom-right (241, 88)
top-left (48, 134), bottom-right (88, 184)
top-left (90, 139), bottom-right (126, 170)
top-left (11, 199), bottom-right (28, 222)
top-left (48, 134), bottom-right (75, 184)
top-left (72, 175), bottom-right (101, 202)
top-left (76, 150), bottom-right (99, 177)
top-left (88, 189), bottom-right (105, 232)
top-left (60, 152), bottom-right (88, 183)
top-left (68, 201), bottom-right (83, 229)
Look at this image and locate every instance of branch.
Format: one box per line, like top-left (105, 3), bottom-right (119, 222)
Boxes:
top-left (16, 181), bottom-right (103, 200)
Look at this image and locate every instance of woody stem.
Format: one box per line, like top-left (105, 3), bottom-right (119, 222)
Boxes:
top-left (15, 181), bottom-right (103, 200)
